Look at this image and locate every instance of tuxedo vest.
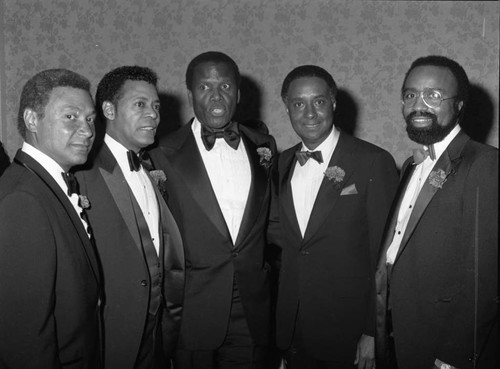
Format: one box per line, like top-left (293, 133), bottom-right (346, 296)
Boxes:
top-left (130, 196), bottom-right (163, 315)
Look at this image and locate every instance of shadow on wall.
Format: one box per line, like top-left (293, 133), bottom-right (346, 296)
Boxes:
top-left (461, 83), bottom-right (495, 144)
top-left (0, 142), bottom-right (10, 177)
top-left (156, 92), bottom-right (184, 141)
top-left (334, 89), bottom-right (359, 136)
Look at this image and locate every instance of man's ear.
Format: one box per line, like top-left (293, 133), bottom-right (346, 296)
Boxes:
top-left (332, 99), bottom-right (337, 111)
top-left (23, 108), bottom-right (38, 133)
top-left (102, 101), bottom-right (115, 120)
top-left (237, 89), bottom-right (241, 104)
top-left (187, 90), bottom-right (194, 108)
top-left (457, 100), bottom-right (464, 112)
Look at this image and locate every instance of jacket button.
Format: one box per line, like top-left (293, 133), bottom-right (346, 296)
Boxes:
top-left (140, 280), bottom-right (148, 286)
top-left (232, 252), bottom-right (239, 258)
top-left (301, 250), bottom-right (310, 255)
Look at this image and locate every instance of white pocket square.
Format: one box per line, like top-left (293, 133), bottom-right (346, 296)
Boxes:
top-left (340, 183), bottom-right (358, 196)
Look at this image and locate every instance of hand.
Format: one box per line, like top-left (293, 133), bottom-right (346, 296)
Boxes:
top-left (354, 334), bottom-right (375, 369)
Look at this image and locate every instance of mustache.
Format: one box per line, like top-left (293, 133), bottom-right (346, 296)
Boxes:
top-left (406, 111), bottom-right (437, 120)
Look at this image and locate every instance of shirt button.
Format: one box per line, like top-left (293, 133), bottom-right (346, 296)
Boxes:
top-left (140, 280), bottom-right (148, 286)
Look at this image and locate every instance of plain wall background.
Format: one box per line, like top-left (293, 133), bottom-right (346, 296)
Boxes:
top-left (1, 0), bottom-right (498, 168)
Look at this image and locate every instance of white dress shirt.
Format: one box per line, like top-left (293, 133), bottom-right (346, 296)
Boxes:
top-left (386, 125), bottom-right (461, 264)
top-left (191, 118), bottom-right (251, 244)
top-left (21, 142), bottom-right (91, 237)
top-left (105, 135), bottom-right (160, 255)
top-left (291, 127), bottom-right (340, 237)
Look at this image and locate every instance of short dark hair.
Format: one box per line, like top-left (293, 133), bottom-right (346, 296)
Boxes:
top-left (281, 65), bottom-right (338, 101)
top-left (95, 66), bottom-right (158, 118)
top-left (185, 51), bottom-right (240, 91)
top-left (403, 55), bottom-right (470, 110)
top-left (17, 68), bottom-right (90, 138)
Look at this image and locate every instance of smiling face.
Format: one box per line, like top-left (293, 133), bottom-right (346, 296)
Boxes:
top-left (284, 76), bottom-right (335, 150)
top-left (188, 62), bottom-right (240, 130)
top-left (104, 80), bottom-right (160, 152)
top-left (402, 65), bottom-right (463, 145)
top-left (25, 86), bottom-right (95, 172)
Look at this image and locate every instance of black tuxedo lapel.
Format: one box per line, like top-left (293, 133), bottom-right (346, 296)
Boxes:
top-left (166, 123), bottom-right (231, 241)
top-left (279, 143), bottom-right (303, 242)
top-left (14, 151), bottom-right (100, 282)
top-left (394, 131), bottom-right (469, 263)
top-left (376, 161), bottom-right (415, 270)
top-left (97, 145), bottom-right (145, 255)
top-left (234, 132), bottom-right (268, 247)
top-left (303, 132), bottom-right (355, 244)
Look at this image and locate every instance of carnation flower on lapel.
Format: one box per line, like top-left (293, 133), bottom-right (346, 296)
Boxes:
top-left (78, 195), bottom-right (90, 209)
top-left (428, 169), bottom-right (447, 189)
top-left (257, 147), bottom-right (272, 168)
top-left (324, 166), bottom-right (345, 183)
top-left (149, 169), bottom-right (168, 196)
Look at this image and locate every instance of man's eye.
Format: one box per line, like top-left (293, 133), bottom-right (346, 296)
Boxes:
top-left (403, 92), bottom-right (416, 100)
top-left (153, 104), bottom-right (160, 111)
top-left (315, 99), bottom-right (325, 106)
top-left (293, 102), bottom-right (304, 108)
top-left (136, 101), bottom-right (145, 107)
top-left (427, 91), bottom-right (441, 100)
top-left (66, 114), bottom-right (76, 120)
top-left (87, 116), bottom-right (96, 124)
top-left (199, 84), bottom-right (209, 91)
top-left (221, 83), bottom-right (230, 89)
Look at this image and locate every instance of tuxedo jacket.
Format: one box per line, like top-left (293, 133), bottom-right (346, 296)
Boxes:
top-left (149, 120), bottom-right (277, 350)
top-left (0, 150), bottom-right (102, 368)
top-left (77, 144), bottom-right (185, 369)
top-left (268, 131), bottom-right (399, 362)
top-left (375, 131), bottom-right (499, 369)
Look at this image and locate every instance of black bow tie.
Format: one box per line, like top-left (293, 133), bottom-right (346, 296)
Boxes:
top-left (62, 172), bottom-right (79, 196)
top-left (295, 150), bottom-right (323, 166)
top-left (127, 150), bottom-right (142, 172)
top-left (201, 122), bottom-right (240, 151)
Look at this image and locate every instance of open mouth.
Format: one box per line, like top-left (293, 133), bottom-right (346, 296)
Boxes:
top-left (210, 105), bottom-right (226, 116)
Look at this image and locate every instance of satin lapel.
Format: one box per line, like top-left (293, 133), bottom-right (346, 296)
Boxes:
top-left (15, 151), bottom-right (100, 282)
top-left (302, 133), bottom-right (354, 243)
top-left (395, 133), bottom-right (467, 263)
top-left (279, 144), bottom-right (302, 241)
top-left (234, 135), bottom-right (267, 247)
top-left (168, 127), bottom-right (231, 240)
top-left (376, 160), bottom-right (415, 269)
top-left (97, 147), bottom-right (143, 254)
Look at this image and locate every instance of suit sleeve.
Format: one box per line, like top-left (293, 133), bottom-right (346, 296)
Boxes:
top-left (438, 149), bottom-right (498, 368)
top-left (0, 192), bottom-right (62, 368)
top-left (364, 150), bottom-right (399, 335)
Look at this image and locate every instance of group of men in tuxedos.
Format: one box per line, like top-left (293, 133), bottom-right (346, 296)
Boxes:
top-left (0, 52), bottom-right (497, 369)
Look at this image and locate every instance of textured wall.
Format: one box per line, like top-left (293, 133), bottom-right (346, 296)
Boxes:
top-left (1, 0), bottom-right (498, 167)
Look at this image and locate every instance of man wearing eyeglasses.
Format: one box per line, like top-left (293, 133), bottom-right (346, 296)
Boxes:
top-left (375, 55), bottom-right (498, 369)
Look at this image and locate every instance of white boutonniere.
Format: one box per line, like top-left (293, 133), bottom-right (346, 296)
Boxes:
top-left (428, 169), bottom-right (447, 189)
top-left (257, 147), bottom-right (272, 168)
top-left (78, 195), bottom-right (90, 209)
top-left (149, 169), bottom-right (168, 196)
top-left (324, 166), bottom-right (346, 190)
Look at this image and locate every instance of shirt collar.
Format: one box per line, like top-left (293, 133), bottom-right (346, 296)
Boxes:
top-left (301, 126), bottom-right (340, 161)
top-left (424, 124), bottom-right (461, 161)
top-left (104, 134), bottom-right (133, 173)
top-left (21, 142), bottom-right (68, 193)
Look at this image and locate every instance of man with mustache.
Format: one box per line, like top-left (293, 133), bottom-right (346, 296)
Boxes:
top-left (375, 55), bottom-right (498, 369)
top-left (267, 65), bottom-right (398, 369)
top-left (0, 69), bottom-right (101, 368)
top-left (76, 66), bottom-right (185, 369)
top-left (149, 51), bottom-right (277, 369)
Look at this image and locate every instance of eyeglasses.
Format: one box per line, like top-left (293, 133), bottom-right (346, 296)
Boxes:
top-left (401, 88), bottom-right (457, 108)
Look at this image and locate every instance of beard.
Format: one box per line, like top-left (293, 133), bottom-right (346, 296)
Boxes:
top-left (405, 111), bottom-right (456, 145)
